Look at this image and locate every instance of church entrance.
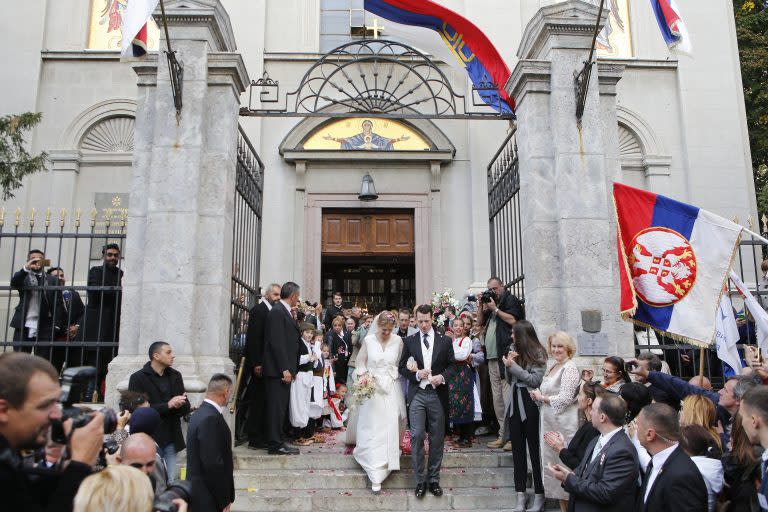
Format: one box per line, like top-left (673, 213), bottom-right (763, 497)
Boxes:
top-left (320, 209), bottom-right (415, 312)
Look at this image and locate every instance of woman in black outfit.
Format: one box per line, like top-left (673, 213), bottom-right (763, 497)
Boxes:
top-left (720, 411), bottom-right (761, 511)
top-left (543, 381), bottom-right (604, 470)
top-left (503, 320), bottom-right (547, 512)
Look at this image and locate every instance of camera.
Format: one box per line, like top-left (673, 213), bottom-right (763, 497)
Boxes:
top-left (305, 300), bottom-right (318, 308)
top-left (625, 361), bottom-right (638, 372)
top-left (50, 367), bottom-right (118, 444)
top-left (153, 480), bottom-right (192, 512)
top-left (480, 289), bottom-right (495, 304)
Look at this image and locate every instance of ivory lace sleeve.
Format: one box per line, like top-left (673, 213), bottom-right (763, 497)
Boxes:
top-left (549, 362), bottom-right (580, 415)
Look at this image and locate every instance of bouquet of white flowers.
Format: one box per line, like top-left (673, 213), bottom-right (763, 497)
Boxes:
top-left (431, 288), bottom-right (461, 326)
top-left (350, 371), bottom-right (377, 405)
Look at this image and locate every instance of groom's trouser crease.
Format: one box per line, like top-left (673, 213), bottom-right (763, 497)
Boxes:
top-left (409, 387), bottom-right (445, 485)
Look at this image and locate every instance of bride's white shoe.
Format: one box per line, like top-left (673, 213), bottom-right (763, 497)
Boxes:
top-left (371, 483), bottom-right (382, 494)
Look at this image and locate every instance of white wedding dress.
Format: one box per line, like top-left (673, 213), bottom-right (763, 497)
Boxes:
top-left (352, 331), bottom-right (407, 487)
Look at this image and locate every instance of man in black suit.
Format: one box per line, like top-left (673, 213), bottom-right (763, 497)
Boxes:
top-left (635, 403), bottom-right (707, 512)
top-left (10, 249), bottom-right (66, 355)
top-left (243, 283), bottom-right (281, 449)
top-left (548, 394), bottom-right (639, 512)
top-left (322, 291), bottom-right (344, 331)
top-left (187, 373), bottom-right (235, 512)
top-left (398, 304), bottom-right (456, 499)
top-left (262, 281), bottom-right (301, 455)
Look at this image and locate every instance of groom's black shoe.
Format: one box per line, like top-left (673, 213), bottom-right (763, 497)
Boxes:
top-left (268, 444), bottom-right (299, 455)
top-left (429, 482), bottom-right (443, 497)
top-left (415, 483), bottom-right (426, 499)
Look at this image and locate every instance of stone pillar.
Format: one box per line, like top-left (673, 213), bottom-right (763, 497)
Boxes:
top-left (506, 0), bottom-right (632, 359)
top-left (105, 0), bottom-right (249, 408)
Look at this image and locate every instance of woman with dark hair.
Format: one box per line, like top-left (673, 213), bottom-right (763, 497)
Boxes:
top-left (720, 411), bottom-right (761, 511)
top-left (503, 320), bottom-right (547, 512)
top-left (620, 381), bottom-right (652, 471)
top-left (601, 356), bottom-right (631, 392)
top-left (680, 424), bottom-right (724, 512)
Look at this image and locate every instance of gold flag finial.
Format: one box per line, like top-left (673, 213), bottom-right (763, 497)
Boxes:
top-left (104, 208), bottom-right (113, 228)
top-left (14, 208), bottom-right (21, 227)
top-left (89, 208), bottom-right (98, 227)
top-left (74, 208), bottom-right (82, 228)
top-left (59, 208), bottom-right (67, 228)
top-left (29, 208), bottom-right (36, 228)
top-left (45, 208), bottom-right (51, 227)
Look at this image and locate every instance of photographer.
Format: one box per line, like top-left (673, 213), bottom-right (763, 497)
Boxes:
top-left (0, 353), bottom-right (104, 511)
top-left (475, 277), bottom-right (524, 449)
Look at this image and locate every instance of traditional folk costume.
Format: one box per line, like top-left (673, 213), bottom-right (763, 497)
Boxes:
top-left (289, 339), bottom-right (317, 429)
top-left (448, 336), bottom-right (476, 435)
top-left (309, 341), bottom-right (326, 420)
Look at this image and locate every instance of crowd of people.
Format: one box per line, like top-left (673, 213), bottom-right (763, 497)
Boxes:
top-left (6, 274), bottom-right (768, 512)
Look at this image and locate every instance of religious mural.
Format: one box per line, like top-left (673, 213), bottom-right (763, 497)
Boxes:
top-left (87, 0), bottom-right (160, 51)
top-left (303, 118), bottom-right (430, 151)
top-left (594, 0), bottom-right (633, 58)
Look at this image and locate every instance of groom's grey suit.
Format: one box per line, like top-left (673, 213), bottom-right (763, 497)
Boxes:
top-left (398, 328), bottom-right (456, 485)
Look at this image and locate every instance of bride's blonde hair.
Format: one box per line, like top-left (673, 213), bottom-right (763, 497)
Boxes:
top-left (376, 311), bottom-right (397, 329)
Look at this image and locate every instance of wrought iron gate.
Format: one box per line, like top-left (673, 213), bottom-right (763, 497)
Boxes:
top-left (229, 126), bottom-right (264, 363)
top-left (488, 128), bottom-right (524, 301)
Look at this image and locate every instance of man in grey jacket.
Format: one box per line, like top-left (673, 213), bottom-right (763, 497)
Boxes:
top-left (548, 394), bottom-right (640, 512)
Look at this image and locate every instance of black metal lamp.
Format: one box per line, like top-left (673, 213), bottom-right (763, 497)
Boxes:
top-left (358, 174), bottom-right (378, 201)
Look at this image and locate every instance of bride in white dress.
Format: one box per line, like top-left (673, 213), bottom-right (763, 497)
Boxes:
top-left (352, 312), bottom-right (407, 493)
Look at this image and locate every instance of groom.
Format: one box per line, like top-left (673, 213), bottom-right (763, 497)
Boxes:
top-left (398, 304), bottom-right (456, 499)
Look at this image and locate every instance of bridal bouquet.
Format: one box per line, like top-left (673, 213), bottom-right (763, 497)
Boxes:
top-left (350, 371), bottom-right (377, 405)
top-left (431, 288), bottom-right (461, 326)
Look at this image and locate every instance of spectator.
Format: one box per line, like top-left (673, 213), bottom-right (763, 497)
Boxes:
top-left (350, 306), bottom-right (363, 327)
top-left (47, 267), bottom-right (84, 343)
top-left (721, 411), bottom-right (761, 511)
top-left (187, 374), bottom-right (235, 512)
top-left (323, 291), bottom-right (344, 331)
top-left (128, 341), bottom-right (190, 480)
top-left (635, 403), bottom-right (708, 512)
top-left (543, 381), bottom-right (603, 471)
top-left (0, 353), bottom-right (104, 511)
top-left (326, 317), bottom-right (350, 385)
top-left (348, 314), bottom-right (372, 384)
top-left (10, 249), bottom-right (66, 358)
top-left (447, 317), bottom-right (476, 447)
top-left (503, 320), bottom-right (546, 512)
top-left (530, 331), bottom-right (580, 512)
top-left (73, 465), bottom-right (187, 512)
top-left (739, 386), bottom-right (768, 511)
top-left (602, 356), bottom-right (631, 393)
top-left (680, 395), bottom-right (722, 450)
top-left (619, 382), bottom-right (653, 470)
top-left (679, 424), bottom-right (724, 512)
top-left (476, 276), bottom-right (524, 450)
top-left (38, 440), bottom-right (65, 470)
top-left (117, 432), bottom-right (168, 495)
top-left (548, 394), bottom-right (639, 512)
top-left (396, 309), bottom-right (418, 340)
top-left (635, 352), bottom-right (679, 410)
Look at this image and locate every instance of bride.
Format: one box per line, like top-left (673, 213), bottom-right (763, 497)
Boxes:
top-left (351, 312), bottom-right (407, 493)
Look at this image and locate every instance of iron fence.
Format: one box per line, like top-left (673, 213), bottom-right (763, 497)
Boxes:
top-left (488, 127), bottom-right (524, 302)
top-left (229, 126), bottom-right (265, 363)
top-left (0, 206), bottom-right (127, 399)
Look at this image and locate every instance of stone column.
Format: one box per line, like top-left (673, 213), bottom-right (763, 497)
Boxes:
top-left (105, 0), bottom-right (249, 408)
top-left (506, 0), bottom-right (632, 359)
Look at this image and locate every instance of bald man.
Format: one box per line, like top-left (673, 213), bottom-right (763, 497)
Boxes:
top-left (117, 432), bottom-right (168, 494)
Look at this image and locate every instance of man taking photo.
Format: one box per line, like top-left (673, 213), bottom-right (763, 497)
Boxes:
top-left (0, 352), bottom-right (104, 511)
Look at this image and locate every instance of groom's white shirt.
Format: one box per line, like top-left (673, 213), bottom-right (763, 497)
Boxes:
top-left (418, 328), bottom-right (434, 389)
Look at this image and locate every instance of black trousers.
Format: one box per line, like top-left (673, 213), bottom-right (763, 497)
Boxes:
top-left (264, 377), bottom-right (290, 450)
top-left (507, 385), bottom-right (544, 493)
top-left (245, 374), bottom-right (266, 445)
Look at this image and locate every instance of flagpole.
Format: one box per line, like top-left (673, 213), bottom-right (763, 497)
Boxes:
top-left (698, 347), bottom-right (705, 379)
top-left (741, 226), bottom-right (768, 245)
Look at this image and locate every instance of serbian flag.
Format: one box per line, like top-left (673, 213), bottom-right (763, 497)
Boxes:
top-left (364, 0), bottom-right (514, 114)
top-left (614, 183), bottom-right (741, 346)
top-left (121, 0), bottom-right (160, 58)
top-left (649, 0), bottom-right (692, 55)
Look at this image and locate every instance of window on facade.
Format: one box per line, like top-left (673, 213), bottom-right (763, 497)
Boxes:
top-left (88, 0), bottom-right (160, 51)
top-left (319, 0), bottom-right (406, 53)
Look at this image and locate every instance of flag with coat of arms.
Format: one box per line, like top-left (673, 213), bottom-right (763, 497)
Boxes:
top-left (121, 0), bottom-right (160, 58)
top-left (613, 182), bottom-right (742, 347)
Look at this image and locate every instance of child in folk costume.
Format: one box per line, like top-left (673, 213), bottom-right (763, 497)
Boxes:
top-left (448, 317), bottom-right (477, 447)
top-left (309, 332), bottom-right (326, 423)
top-left (290, 324), bottom-right (321, 445)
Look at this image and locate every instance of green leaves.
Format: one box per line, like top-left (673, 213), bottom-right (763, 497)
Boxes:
top-left (0, 112), bottom-right (47, 201)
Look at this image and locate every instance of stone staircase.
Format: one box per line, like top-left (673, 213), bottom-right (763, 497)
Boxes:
top-left (227, 433), bottom-right (557, 512)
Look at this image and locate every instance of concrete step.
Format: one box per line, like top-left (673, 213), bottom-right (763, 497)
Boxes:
top-left (230, 487), bottom-right (523, 512)
top-left (233, 466), bottom-right (514, 490)
top-left (233, 448), bottom-right (514, 471)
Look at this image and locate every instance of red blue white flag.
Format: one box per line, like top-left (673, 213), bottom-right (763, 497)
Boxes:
top-left (614, 182), bottom-right (741, 346)
top-left (121, 0), bottom-right (160, 58)
top-left (649, 0), bottom-right (692, 55)
top-left (363, 0), bottom-right (514, 114)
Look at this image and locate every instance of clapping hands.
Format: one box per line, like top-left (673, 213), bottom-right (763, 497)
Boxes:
top-left (543, 431), bottom-right (565, 452)
top-left (502, 350), bottom-right (519, 368)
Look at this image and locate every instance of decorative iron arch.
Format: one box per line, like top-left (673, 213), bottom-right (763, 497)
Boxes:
top-left (241, 39), bottom-right (514, 120)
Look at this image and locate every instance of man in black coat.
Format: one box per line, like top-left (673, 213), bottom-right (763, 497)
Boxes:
top-left (128, 341), bottom-right (190, 479)
top-left (398, 304), bottom-right (456, 499)
top-left (262, 281), bottom-right (301, 455)
top-left (187, 373), bottom-right (235, 512)
top-left (549, 394), bottom-right (640, 512)
top-left (243, 283), bottom-right (281, 449)
top-left (635, 403), bottom-right (707, 512)
top-left (46, 267), bottom-right (85, 372)
top-left (322, 291), bottom-right (344, 331)
top-left (10, 250), bottom-right (67, 357)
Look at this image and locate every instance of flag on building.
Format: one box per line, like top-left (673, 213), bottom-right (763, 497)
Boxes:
top-left (121, 0), bottom-right (160, 58)
top-left (714, 294), bottom-right (743, 374)
top-left (363, 0), bottom-right (514, 113)
top-left (729, 270), bottom-right (768, 357)
top-left (614, 182), bottom-right (742, 346)
top-left (649, 0), bottom-right (692, 55)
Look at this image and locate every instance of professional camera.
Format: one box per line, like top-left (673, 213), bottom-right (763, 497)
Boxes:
top-left (153, 480), bottom-right (192, 512)
top-left (480, 289), bottom-right (495, 304)
top-left (50, 367), bottom-right (117, 444)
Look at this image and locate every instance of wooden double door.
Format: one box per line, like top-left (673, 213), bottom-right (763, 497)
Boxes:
top-left (321, 210), bottom-right (415, 311)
